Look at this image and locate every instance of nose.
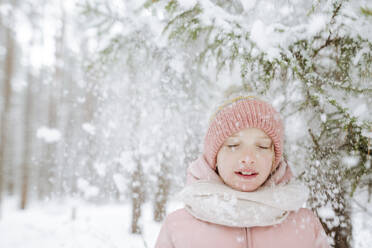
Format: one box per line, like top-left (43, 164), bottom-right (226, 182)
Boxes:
top-left (239, 150), bottom-right (256, 166)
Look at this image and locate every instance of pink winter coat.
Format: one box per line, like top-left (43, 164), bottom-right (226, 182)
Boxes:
top-left (154, 156), bottom-right (331, 248)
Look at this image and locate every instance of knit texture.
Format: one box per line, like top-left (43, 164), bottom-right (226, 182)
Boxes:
top-left (203, 96), bottom-right (284, 170)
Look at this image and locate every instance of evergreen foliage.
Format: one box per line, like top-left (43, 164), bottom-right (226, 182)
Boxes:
top-left (81, 0), bottom-right (371, 245)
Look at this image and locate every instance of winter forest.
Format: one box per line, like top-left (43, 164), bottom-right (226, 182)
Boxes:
top-left (0, 0), bottom-right (371, 247)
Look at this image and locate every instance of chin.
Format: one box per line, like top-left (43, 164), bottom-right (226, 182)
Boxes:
top-left (231, 183), bottom-right (259, 192)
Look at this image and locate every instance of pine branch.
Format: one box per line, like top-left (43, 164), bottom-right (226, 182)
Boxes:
top-left (361, 7), bottom-right (372, 16)
top-left (312, 1), bottom-right (343, 57)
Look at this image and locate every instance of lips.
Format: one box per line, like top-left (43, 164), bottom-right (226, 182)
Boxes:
top-left (235, 169), bottom-right (258, 178)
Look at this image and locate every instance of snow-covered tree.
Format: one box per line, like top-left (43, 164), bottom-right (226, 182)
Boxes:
top-left (81, 0), bottom-right (371, 245)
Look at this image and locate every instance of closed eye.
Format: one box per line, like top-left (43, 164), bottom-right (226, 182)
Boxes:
top-left (258, 146), bottom-right (270, 149)
top-left (227, 144), bottom-right (239, 148)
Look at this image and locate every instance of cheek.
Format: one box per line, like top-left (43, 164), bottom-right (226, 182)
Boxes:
top-left (216, 152), bottom-right (237, 176)
top-left (263, 152), bottom-right (273, 160)
top-left (258, 151), bottom-right (274, 163)
top-left (217, 148), bottom-right (234, 163)
top-left (217, 154), bottom-right (234, 169)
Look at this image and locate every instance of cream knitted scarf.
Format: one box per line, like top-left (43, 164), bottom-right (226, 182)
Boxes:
top-left (176, 179), bottom-right (309, 228)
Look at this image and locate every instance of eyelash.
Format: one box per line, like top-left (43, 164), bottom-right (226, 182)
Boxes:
top-left (259, 146), bottom-right (270, 149)
top-left (227, 144), bottom-right (270, 149)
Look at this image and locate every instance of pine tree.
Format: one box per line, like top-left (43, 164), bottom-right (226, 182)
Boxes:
top-left (81, 0), bottom-right (371, 245)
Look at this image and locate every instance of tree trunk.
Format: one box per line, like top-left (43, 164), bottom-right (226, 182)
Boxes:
top-left (54, 0), bottom-right (66, 198)
top-left (131, 156), bottom-right (145, 234)
top-left (20, 68), bottom-right (34, 210)
top-left (41, 0), bottom-right (65, 199)
top-left (153, 158), bottom-right (170, 222)
top-left (332, 191), bottom-right (352, 248)
top-left (62, 71), bottom-right (76, 197)
top-left (0, 17), bottom-right (15, 217)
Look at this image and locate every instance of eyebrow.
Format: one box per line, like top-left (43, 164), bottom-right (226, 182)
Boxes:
top-left (227, 136), bottom-right (271, 141)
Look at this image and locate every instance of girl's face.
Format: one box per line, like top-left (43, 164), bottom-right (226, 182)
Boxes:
top-left (216, 128), bottom-right (274, 192)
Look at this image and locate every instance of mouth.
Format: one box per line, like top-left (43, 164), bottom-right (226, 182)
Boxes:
top-left (235, 171), bottom-right (258, 179)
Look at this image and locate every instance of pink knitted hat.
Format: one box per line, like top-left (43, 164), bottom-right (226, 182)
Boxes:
top-left (203, 96), bottom-right (284, 171)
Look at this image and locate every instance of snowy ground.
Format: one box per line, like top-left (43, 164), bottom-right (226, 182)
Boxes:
top-left (0, 193), bottom-right (371, 248)
top-left (0, 197), bottom-right (183, 248)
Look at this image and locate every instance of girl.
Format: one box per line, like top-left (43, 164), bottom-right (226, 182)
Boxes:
top-left (154, 93), bottom-right (330, 248)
